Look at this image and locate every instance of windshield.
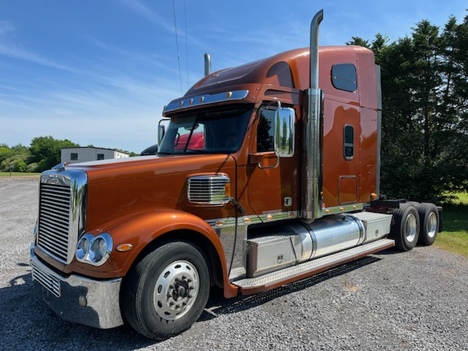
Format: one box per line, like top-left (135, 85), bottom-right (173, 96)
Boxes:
top-left (158, 107), bottom-right (252, 155)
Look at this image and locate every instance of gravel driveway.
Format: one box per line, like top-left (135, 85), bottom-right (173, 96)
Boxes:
top-left (1, 177), bottom-right (467, 350)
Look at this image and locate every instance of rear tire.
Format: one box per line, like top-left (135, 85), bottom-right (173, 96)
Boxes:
top-left (122, 241), bottom-right (210, 340)
top-left (405, 201), bottom-right (420, 208)
top-left (417, 203), bottom-right (439, 246)
top-left (391, 204), bottom-right (420, 251)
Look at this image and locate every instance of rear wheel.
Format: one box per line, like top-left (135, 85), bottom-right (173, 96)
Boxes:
top-left (122, 241), bottom-right (210, 340)
top-left (417, 203), bottom-right (439, 246)
top-left (391, 204), bottom-right (420, 251)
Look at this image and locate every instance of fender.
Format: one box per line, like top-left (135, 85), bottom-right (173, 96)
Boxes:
top-left (68, 208), bottom-right (239, 298)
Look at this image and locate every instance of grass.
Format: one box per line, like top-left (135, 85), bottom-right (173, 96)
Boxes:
top-left (453, 192), bottom-right (468, 204)
top-left (435, 192), bottom-right (468, 258)
top-left (0, 172), bottom-right (39, 177)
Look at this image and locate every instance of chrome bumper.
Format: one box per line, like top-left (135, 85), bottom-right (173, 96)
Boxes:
top-left (30, 246), bottom-right (124, 329)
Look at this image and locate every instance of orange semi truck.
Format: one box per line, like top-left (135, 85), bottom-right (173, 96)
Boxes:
top-left (30, 10), bottom-right (440, 340)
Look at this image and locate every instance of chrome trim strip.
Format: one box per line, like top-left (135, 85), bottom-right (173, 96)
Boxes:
top-left (206, 211), bottom-right (298, 228)
top-left (375, 65), bottom-right (382, 197)
top-left (322, 203), bottom-right (364, 215)
top-left (164, 90), bottom-right (249, 113)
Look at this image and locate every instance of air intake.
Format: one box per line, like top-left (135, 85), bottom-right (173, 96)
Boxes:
top-left (188, 175), bottom-right (230, 205)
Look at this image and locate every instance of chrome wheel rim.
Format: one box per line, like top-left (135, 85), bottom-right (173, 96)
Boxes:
top-left (153, 260), bottom-right (199, 321)
top-left (426, 212), bottom-right (438, 238)
top-left (405, 213), bottom-right (418, 243)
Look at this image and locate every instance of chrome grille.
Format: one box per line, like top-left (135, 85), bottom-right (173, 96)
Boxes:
top-left (31, 259), bottom-right (61, 297)
top-left (188, 175), bottom-right (230, 205)
top-left (36, 169), bottom-right (87, 264)
top-left (38, 183), bottom-right (71, 262)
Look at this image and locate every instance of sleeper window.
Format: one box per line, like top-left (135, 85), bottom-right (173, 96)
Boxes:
top-left (332, 63), bottom-right (357, 92)
top-left (344, 125), bottom-right (354, 160)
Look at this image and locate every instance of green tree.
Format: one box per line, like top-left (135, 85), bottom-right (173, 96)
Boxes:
top-left (14, 159), bottom-right (27, 172)
top-left (348, 12), bottom-right (468, 201)
top-left (0, 144), bottom-right (30, 172)
top-left (29, 136), bottom-right (79, 172)
top-left (0, 144), bottom-right (13, 167)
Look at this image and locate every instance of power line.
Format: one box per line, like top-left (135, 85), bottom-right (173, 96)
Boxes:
top-left (172, 0), bottom-right (183, 94)
top-left (184, 0), bottom-right (189, 90)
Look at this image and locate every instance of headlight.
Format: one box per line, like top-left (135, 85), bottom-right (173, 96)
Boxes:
top-left (76, 233), bottom-right (112, 266)
top-left (76, 234), bottom-right (91, 260)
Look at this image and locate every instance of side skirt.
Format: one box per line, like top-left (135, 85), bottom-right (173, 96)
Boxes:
top-left (232, 238), bottom-right (394, 295)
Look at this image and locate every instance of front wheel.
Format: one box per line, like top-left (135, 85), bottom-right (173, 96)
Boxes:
top-left (122, 241), bottom-right (210, 340)
top-left (391, 204), bottom-right (420, 251)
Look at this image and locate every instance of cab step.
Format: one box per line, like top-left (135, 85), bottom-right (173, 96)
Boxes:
top-left (232, 238), bottom-right (395, 295)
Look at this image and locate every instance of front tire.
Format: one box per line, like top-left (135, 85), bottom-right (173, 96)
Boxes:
top-left (391, 204), bottom-right (420, 251)
top-left (122, 241), bottom-right (210, 340)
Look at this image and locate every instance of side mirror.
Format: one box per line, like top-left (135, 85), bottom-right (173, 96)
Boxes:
top-left (274, 107), bottom-right (295, 157)
top-left (158, 119), bottom-right (170, 144)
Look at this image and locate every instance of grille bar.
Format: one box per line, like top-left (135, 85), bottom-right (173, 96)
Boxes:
top-left (31, 259), bottom-right (61, 297)
top-left (38, 183), bottom-right (71, 262)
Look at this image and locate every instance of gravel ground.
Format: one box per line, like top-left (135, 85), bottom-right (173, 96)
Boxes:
top-left (0, 176), bottom-right (467, 351)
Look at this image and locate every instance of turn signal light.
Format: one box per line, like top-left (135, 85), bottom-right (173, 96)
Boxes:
top-left (224, 182), bottom-right (231, 198)
top-left (117, 243), bottom-right (133, 252)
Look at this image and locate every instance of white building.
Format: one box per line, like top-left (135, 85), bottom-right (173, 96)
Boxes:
top-left (61, 147), bottom-right (129, 164)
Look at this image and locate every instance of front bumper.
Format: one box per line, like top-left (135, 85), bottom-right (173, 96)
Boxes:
top-left (30, 247), bottom-right (124, 329)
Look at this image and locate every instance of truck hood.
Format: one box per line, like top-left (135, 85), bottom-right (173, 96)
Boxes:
top-left (65, 153), bottom-right (236, 232)
top-left (66, 154), bottom-right (232, 184)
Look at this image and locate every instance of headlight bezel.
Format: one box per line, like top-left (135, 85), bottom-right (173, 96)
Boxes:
top-left (76, 233), bottom-right (113, 266)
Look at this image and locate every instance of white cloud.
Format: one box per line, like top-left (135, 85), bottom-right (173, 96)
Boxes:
top-left (0, 21), bottom-right (14, 36)
top-left (1, 0), bottom-right (466, 153)
top-left (120, 0), bottom-right (176, 34)
top-left (0, 70), bottom-right (179, 151)
top-left (0, 21), bottom-right (77, 72)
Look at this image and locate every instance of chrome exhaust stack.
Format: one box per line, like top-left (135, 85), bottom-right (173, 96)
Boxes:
top-left (204, 53), bottom-right (211, 76)
top-left (301, 10), bottom-right (324, 223)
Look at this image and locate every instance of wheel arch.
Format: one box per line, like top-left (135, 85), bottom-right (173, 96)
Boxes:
top-left (134, 229), bottom-right (226, 290)
top-left (94, 209), bottom-right (238, 298)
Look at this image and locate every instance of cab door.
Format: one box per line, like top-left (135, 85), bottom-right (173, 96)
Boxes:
top-left (246, 106), bottom-right (299, 219)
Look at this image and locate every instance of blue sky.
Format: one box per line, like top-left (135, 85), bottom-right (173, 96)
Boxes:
top-left (0, 1), bottom-right (466, 153)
